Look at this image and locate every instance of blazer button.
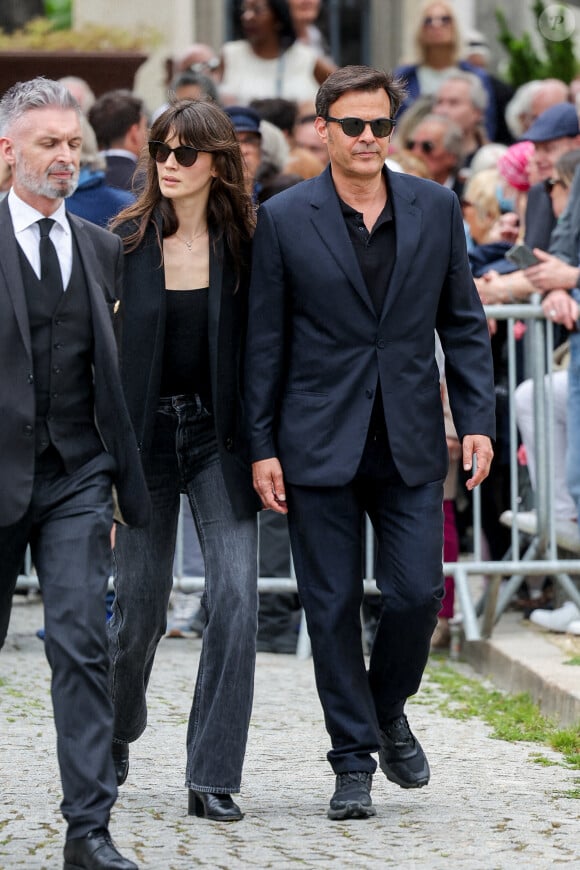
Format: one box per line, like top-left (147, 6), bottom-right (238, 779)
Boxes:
top-left (225, 436), bottom-right (234, 451)
top-left (376, 339), bottom-right (385, 349)
top-left (365, 388), bottom-right (374, 399)
top-left (27, 373), bottom-right (34, 384)
top-left (23, 424), bottom-right (33, 436)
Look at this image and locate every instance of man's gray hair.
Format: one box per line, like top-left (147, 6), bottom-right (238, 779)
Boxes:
top-left (438, 69), bottom-right (489, 113)
top-left (0, 77), bottom-right (80, 136)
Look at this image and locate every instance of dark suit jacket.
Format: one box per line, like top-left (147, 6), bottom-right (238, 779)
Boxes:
top-left (113, 216), bottom-right (259, 519)
top-left (244, 166), bottom-right (496, 489)
top-left (549, 163), bottom-right (580, 265)
top-left (524, 181), bottom-right (556, 251)
top-left (0, 198), bottom-right (150, 528)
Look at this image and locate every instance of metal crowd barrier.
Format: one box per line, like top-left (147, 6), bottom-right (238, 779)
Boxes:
top-left (14, 300), bottom-right (580, 645)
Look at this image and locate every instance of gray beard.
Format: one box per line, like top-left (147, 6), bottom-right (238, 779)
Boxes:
top-left (15, 162), bottom-right (79, 200)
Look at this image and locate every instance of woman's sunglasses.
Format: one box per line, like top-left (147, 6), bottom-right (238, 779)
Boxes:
top-left (406, 139), bottom-right (436, 154)
top-left (325, 116), bottom-right (396, 138)
top-left (148, 140), bottom-right (199, 167)
top-left (423, 15), bottom-right (453, 27)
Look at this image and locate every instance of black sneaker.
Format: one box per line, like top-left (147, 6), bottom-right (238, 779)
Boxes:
top-left (378, 715), bottom-right (430, 789)
top-left (327, 771), bottom-right (376, 820)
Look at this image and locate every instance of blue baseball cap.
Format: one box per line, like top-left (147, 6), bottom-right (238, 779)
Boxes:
top-left (523, 102), bottom-right (580, 143)
top-left (224, 105), bottom-right (262, 136)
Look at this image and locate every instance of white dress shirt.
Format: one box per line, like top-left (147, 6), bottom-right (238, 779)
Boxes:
top-left (8, 188), bottom-right (73, 288)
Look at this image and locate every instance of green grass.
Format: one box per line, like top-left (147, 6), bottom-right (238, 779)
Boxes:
top-left (564, 656), bottom-right (580, 666)
top-left (425, 662), bottom-right (580, 776)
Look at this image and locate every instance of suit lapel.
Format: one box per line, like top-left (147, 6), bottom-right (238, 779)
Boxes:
top-left (69, 217), bottom-right (105, 314)
top-left (0, 198), bottom-right (32, 354)
top-left (380, 169), bottom-right (422, 321)
top-left (309, 168), bottom-right (375, 315)
top-left (208, 234), bottom-right (224, 404)
top-left (67, 215), bottom-right (117, 366)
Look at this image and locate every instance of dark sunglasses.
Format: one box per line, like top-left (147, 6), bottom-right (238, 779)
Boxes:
top-left (148, 140), bottom-right (199, 167)
top-left (544, 177), bottom-right (567, 194)
top-left (423, 15), bottom-right (453, 26)
top-left (325, 116), bottom-right (396, 138)
top-left (406, 139), bottom-right (436, 154)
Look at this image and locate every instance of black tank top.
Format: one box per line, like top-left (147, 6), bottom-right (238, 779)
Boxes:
top-left (159, 288), bottom-right (211, 403)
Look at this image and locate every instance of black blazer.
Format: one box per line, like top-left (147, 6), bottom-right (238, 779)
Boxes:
top-left (245, 166), bottom-right (496, 488)
top-left (114, 215), bottom-right (259, 520)
top-left (0, 199), bottom-right (150, 528)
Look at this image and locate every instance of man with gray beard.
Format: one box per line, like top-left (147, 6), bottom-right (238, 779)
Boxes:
top-left (0, 77), bottom-right (149, 869)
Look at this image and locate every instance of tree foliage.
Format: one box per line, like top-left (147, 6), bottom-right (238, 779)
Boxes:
top-left (496, 0), bottom-right (578, 86)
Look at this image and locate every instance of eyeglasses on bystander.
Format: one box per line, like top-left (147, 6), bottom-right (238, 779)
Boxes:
top-left (544, 177), bottom-right (567, 194)
top-left (423, 15), bottom-right (453, 27)
top-left (406, 139), bottom-right (436, 154)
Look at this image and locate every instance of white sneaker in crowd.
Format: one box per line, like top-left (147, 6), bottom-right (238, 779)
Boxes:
top-left (529, 601), bottom-right (580, 633)
top-left (566, 620), bottom-right (580, 636)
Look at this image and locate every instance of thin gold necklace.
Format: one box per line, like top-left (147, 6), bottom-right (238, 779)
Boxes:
top-left (174, 228), bottom-right (208, 252)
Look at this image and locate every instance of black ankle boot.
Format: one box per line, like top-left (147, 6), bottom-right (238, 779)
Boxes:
top-left (188, 790), bottom-right (243, 821)
top-left (112, 741), bottom-right (129, 786)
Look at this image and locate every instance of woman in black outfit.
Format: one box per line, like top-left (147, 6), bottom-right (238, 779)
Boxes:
top-left (108, 99), bottom-right (260, 821)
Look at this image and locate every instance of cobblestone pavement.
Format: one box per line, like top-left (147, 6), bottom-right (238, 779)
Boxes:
top-left (1, 597), bottom-right (579, 869)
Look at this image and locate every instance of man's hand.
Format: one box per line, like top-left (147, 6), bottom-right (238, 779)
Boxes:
top-left (474, 270), bottom-right (502, 305)
top-left (252, 458), bottom-right (288, 514)
top-left (462, 435), bottom-right (494, 490)
top-left (542, 289), bottom-right (579, 331)
top-left (475, 269), bottom-right (534, 305)
top-left (525, 249), bottom-right (579, 293)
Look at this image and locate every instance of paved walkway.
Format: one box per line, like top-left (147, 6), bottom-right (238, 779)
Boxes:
top-left (1, 596), bottom-right (579, 869)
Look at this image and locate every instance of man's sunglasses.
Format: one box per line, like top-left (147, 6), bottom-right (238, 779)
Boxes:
top-left (406, 139), bottom-right (436, 154)
top-left (544, 177), bottom-right (567, 194)
top-left (148, 140), bottom-right (199, 167)
top-left (325, 116), bottom-right (396, 138)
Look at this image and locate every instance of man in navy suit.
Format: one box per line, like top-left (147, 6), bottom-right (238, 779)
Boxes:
top-left (245, 65), bottom-right (495, 820)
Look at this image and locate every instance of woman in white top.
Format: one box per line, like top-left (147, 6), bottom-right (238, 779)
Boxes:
top-left (219, 0), bottom-right (335, 107)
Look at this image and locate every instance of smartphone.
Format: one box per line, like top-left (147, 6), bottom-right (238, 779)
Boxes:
top-left (506, 243), bottom-right (541, 269)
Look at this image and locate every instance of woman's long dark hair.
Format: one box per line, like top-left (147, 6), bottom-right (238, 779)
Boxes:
top-left (111, 99), bottom-right (256, 270)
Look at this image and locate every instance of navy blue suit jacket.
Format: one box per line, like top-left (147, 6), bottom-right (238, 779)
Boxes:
top-left (244, 166), bottom-right (496, 489)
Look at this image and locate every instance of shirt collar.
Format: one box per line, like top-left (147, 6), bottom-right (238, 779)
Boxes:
top-left (104, 148), bottom-right (138, 163)
top-left (8, 188), bottom-right (70, 235)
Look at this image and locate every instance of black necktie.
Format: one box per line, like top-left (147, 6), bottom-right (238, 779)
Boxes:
top-left (37, 218), bottom-right (64, 298)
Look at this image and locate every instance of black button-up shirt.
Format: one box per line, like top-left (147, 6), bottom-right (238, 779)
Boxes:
top-left (338, 178), bottom-right (396, 318)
